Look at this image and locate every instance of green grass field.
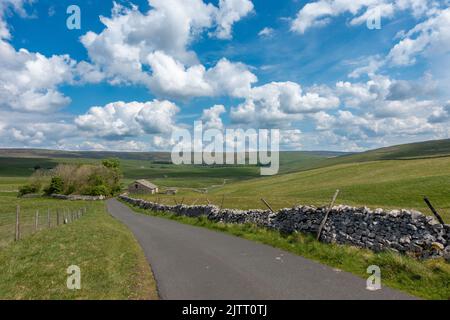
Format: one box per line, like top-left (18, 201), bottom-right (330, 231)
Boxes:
top-left (281, 138), bottom-right (450, 171)
top-left (0, 180), bottom-right (158, 299)
top-left (139, 157), bottom-right (450, 223)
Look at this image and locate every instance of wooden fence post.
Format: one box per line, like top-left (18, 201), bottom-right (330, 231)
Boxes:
top-left (57, 210), bottom-right (60, 226)
top-left (15, 205), bottom-right (20, 241)
top-left (423, 197), bottom-right (445, 225)
top-left (261, 198), bottom-right (274, 213)
top-left (220, 195), bottom-right (225, 210)
top-left (35, 210), bottom-right (39, 232)
top-left (47, 208), bottom-right (51, 228)
top-left (316, 189), bottom-right (340, 241)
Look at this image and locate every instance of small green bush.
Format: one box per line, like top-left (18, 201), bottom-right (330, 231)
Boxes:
top-left (65, 184), bottom-right (76, 195)
top-left (83, 185), bottom-right (110, 196)
top-left (18, 184), bottom-right (40, 197)
top-left (44, 176), bottom-right (64, 195)
top-left (88, 173), bottom-right (105, 187)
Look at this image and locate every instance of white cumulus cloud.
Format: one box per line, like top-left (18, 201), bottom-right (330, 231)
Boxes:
top-left (0, 41), bottom-right (74, 112)
top-left (201, 104), bottom-right (226, 130)
top-left (147, 51), bottom-right (257, 99)
top-left (75, 100), bottom-right (180, 139)
top-left (290, 0), bottom-right (435, 34)
top-left (230, 81), bottom-right (340, 128)
top-left (388, 7), bottom-right (450, 66)
top-left (213, 0), bottom-right (254, 39)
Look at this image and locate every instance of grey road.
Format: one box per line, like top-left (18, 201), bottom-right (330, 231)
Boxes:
top-left (107, 199), bottom-right (415, 300)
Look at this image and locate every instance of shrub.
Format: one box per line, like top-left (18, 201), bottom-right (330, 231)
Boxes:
top-left (88, 173), bottom-right (105, 187)
top-left (18, 184), bottom-right (40, 197)
top-left (44, 176), bottom-right (64, 195)
top-left (83, 185), bottom-right (110, 196)
top-left (41, 159), bottom-right (123, 197)
top-left (65, 184), bottom-right (76, 195)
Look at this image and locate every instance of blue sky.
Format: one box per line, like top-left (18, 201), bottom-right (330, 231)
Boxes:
top-left (1, 0), bottom-right (449, 151)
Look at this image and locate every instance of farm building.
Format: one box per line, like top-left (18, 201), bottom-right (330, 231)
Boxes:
top-left (128, 179), bottom-right (159, 194)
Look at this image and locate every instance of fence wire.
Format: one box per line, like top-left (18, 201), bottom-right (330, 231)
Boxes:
top-left (0, 206), bottom-right (87, 249)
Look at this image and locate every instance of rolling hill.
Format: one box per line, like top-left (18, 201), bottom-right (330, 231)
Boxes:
top-left (136, 156), bottom-right (450, 223)
top-left (1, 138), bottom-right (450, 181)
top-left (0, 149), bottom-right (346, 181)
top-left (279, 139), bottom-right (450, 173)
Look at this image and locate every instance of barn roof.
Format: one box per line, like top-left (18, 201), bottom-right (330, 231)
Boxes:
top-left (134, 179), bottom-right (158, 189)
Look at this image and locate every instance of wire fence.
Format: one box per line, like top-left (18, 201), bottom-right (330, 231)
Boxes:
top-left (0, 206), bottom-right (87, 248)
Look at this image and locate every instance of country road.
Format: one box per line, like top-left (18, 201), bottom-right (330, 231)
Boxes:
top-left (106, 199), bottom-right (415, 300)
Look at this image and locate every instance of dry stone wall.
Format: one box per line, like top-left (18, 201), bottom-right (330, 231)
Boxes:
top-left (119, 195), bottom-right (450, 260)
top-left (51, 194), bottom-right (106, 201)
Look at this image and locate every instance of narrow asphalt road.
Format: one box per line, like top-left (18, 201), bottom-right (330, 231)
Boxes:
top-left (107, 199), bottom-right (415, 300)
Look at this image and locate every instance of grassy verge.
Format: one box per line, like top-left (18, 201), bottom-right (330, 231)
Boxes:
top-left (0, 201), bottom-right (158, 300)
top-left (124, 201), bottom-right (450, 300)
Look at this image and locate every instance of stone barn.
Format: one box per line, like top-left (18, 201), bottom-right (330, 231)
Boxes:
top-left (128, 179), bottom-right (159, 194)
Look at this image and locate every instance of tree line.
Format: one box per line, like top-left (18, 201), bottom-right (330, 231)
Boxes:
top-left (19, 159), bottom-right (122, 197)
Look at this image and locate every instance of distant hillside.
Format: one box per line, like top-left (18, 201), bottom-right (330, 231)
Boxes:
top-left (1, 138), bottom-right (450, 176)
top-left (311, 138), bottom-right (450, 170)
top-left (268, 139), bottom-right (450, 173)
top-left (0, 148), bottom-right (346, 161)
top-left (0, 149), bottom-right (172, 162)
top-left (277, 151), bottom-right (349, 173)
top-left (0, 149), bottom-right (348, 171)
top-left (347, 139), bottom-right (450, 160)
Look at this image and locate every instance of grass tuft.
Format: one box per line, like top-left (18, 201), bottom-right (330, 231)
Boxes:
top-left (0, 198), bottom-right (158, 300)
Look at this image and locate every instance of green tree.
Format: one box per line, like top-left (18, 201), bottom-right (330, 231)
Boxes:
top-left (102, 158), bottom-right (121, 170)
top-left (44, 176), bottom-right (64, 195)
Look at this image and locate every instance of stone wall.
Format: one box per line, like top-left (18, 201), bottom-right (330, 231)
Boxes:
top-left (119, 195), bottom-right (450, 260)
top-left (51, 194), bottom-right (106, 201)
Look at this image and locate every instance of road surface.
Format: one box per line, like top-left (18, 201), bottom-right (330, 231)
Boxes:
top-left (107, 199), bottom-right (415, 300)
